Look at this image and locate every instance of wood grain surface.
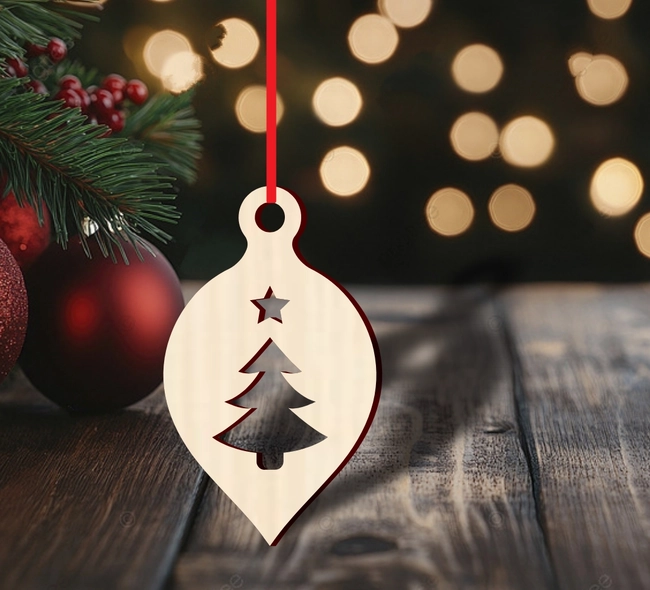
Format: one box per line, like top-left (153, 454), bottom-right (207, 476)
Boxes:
top-left (0, 284), bottom-right (648, 590)
top-left (502, 284), bottom-right (650, 590)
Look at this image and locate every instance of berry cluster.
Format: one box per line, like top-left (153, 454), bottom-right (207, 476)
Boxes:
top-left (2, 37), bottom-right (149, 136)
top-left (54, 74), bottom-right (148, 134)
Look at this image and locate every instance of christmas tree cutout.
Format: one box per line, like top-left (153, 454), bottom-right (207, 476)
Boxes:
top-left (215, 339), bottom-right (326, 470)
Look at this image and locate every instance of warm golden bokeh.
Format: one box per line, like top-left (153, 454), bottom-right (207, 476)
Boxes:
top-left (451, 44), bottom-right (503, 93)
top-left (590, 157), bottom-right (644, 216)
top-left (587, 0), bottom-right (633, 19)
top-left (425, 188), bottom-right (475, 236)
top-left (160, 51), bottom-right (204, 93)
top-left (450, 112), bottom-right (499, 161)
top-left (489, 184), bottom-right (536, 232)
top-left (378, 0), bottom-right (433, 28)
top-left (569, 53), bottom-right (628, 106)
top-left (320, 147), bottom-right (371, 196)
top-left (211, 18), bottom-right (260, 68)
top-left (313, 78), bottom-right (363, 127)
top-left (143, 29), bottom-right (192, 77)
top-left (348, 14), bottom-right (399, 64)
top-left (500, 116), bottom-right (555, 168)
top-left (235, 86), bottom-right (284, 133)
top-left (634, 213), bottom-right (650, 257)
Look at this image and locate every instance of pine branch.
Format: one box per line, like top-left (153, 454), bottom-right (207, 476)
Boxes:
top-left (0, 76), bottom-right (177, 260)
top-left (42, 61), bottom-right (203, 185)
top-left (122, 90), bottom-right (203, 185)
top-left (0, 0), bottom-right (98, 58)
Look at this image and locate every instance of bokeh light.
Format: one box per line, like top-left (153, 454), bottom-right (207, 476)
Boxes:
top-left (425, 188), bottom-right (475, 236)
top-left (489, 184), bottom-right (536, 232)
top-left (450, 112), bottom-right (499, 161)
top-left (587, 0), bottom-right (632, 19)
top-left (500, 116), bottom-right (555, 168)
top-left (313, 78), bottom-right (363, 127)
top-left (348, 14), bottom-right (399, 64)
top-left (235, 86), bottom-right (284, 133)
top-left (452, 44), bottom-right (503, 93)
top-left (211, 18), bottom-right (259, 68)
top-left (378, 0), bottom-right (433, 28)
top-left (569, 53), bottom-right (628, 106)
top-left (634, 213), bottom-right (650, 257)
top-left (160, 51), bottom-right (204, 93)
top-left (143, 29), bottom-right (192, 77)
top-left (590, 157), bottom-right (643, 216)
top-left (320, 147), bottom-right (371, 197)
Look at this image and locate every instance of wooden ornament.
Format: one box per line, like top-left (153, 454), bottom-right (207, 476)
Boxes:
top-left (164, 187), bottom-right (381, 545)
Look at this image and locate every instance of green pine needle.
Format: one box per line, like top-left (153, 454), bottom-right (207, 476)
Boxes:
top-left (122, 90), bottom-right (203, 185)
top-left (0, 77), bottom-right (177, 260)
top-left (0, 0), bottom-right (98, 58)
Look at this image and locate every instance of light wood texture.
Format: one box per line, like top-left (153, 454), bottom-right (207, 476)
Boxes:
top-left (171, 286), bottom-right (554, 589)
top-left (164, 188), bottom-right (380, 544)
top-left (503, 284), bottom-right (650, 590)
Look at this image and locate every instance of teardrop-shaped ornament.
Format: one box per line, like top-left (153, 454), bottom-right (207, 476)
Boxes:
top-left (164, 187), bottom-right (381, 545)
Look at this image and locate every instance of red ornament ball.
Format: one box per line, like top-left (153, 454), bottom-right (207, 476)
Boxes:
top-left (0, 238), bottom-right (28, 384)
top-left (0, 191), bottom-right (51, 269)
top-left (19, 236), bottom-right (185, 412)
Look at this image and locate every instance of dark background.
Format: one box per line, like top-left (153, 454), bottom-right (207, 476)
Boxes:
top-left (75, 0), bottom-right (650, 284)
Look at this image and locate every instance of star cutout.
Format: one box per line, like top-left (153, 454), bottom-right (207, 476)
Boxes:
top-left (252, 287), bottom-right (289, 324)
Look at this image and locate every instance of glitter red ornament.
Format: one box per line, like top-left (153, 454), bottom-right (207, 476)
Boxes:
top-left (19, 236), bottom-right (185, 412)
top-left (0, 238), bottom-right (28, 384)
top-left (0, 190), bottom-right (51, 268)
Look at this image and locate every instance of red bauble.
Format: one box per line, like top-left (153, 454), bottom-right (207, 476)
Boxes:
top-left (0, 238), bottom-right (28, 384)
top-left (19, 236), bottom-right (185, 412)
top-left (0, 191), bottom-right (51, 269)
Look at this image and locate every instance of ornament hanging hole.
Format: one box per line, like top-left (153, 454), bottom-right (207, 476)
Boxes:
top-left (255, 203), bottom-right (285, 233)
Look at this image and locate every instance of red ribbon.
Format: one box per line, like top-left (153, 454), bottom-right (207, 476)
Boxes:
top-left (266, 0), bottom-right (277, 204)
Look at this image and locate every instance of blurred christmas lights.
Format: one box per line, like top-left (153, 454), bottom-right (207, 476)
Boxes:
top-left (489, 185), bottom-right (536, 232)
top-left (425, 188), bottom-right (474, 236)
top-left (450, 112), bottom-right (499, 161)
top-left (211, 18), bottom-right (259, 69)
top-left (313, 78), bottom-right (363, 127)
top-left (590, 157), bottom-right (643, 216)
top-left (348, 14), bottom-right (399, 64)
top-left (452, 44), bottom-right (503, 93)
top-left (320, 147), bottom-right (371, 196)
top-left (500, 116), bottom-right (555, 168)
top-left (235, 85), bottom-right (284, 133)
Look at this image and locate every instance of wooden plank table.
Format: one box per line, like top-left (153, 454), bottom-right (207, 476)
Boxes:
top-left (0, 284), bottom-right (648, 590)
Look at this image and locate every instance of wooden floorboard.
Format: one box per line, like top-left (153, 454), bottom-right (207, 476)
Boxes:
top-left (0, 285), bottom-right (206, 590)
top-left (171, 287), bottom-right (554, 590)
top-left (502, 284), bottom-right (650, 590)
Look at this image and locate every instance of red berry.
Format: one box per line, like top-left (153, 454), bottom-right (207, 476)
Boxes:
top-left (102, 74), bottom-right (126, 93)
top-left (90, 88), bottom-right (114, 115)
top-left (7, 58), bottom-right (28, 78)
top-left (3, 64), bottom-right (16, 77)
top-left (26, 80), bottom-right (48, 95)
top-left (58, 75), bottom-right (82, 91)
top-left (76, 88), bottom-right (91, 113)
top-left (25, 43), bottom-right (47, 58)
top-left (107, 109), bottom-right (125, 133)
top-left (55, 88), bottom-right (82, 109)
top-left (47, 38), bottom-right (67, 63)
top-left (125, 79), bottom-right (148, 105)
top-left (102, 74), bottom-right (127, 105)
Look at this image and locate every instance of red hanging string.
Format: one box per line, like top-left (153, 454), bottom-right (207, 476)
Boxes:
top-left (266, 0), bottom-right (277, 204)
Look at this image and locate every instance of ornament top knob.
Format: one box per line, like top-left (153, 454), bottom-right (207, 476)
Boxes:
top-left (238, 187), bottom-right (305, 250)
